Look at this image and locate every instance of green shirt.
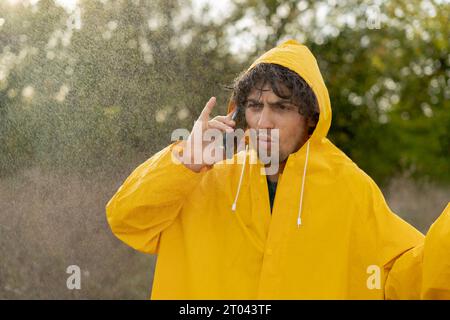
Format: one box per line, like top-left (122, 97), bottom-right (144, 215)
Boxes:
top-left (266, 177), bottom-right (278, 213)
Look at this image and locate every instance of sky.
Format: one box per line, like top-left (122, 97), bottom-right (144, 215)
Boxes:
top-left (4, 0), bottom-right (447, 61)
top-left (6, 0), bottom-right (78, 11)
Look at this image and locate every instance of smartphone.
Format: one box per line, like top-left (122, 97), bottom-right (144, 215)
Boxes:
top-left (223, 108), bottom-right (246, 159)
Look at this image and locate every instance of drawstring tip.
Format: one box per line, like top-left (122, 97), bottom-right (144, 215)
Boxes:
top-left (231, 144), bottom-right (248, 214)
top-left (297, 217), bottom-right (302, 228)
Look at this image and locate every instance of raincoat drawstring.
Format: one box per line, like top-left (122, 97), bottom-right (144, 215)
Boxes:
top-left (231, 144), bottom-right (249, 212)
top-left (231, 140), bottom-right (310, 228)
top-left (297, 140), bottom-right (310, 228)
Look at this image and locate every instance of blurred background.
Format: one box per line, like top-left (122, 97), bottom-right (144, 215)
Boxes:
top-left (0, 0), bottom-right (449, 299)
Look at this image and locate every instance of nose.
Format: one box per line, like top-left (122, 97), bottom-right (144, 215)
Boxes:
top-left (257, 105), bottom-right (275, 129)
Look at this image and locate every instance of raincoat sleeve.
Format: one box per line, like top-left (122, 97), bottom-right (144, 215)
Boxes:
top-left (385, 203), bottom-right (450, 299)
top-left (106, 141), bottom-right (207, 254)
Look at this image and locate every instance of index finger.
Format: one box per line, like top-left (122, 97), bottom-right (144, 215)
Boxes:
top-left (199, 97), bottom-right (216, 120)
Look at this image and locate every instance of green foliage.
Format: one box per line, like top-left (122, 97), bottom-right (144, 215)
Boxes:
top-left (0, 0), bottom-right (449, 185)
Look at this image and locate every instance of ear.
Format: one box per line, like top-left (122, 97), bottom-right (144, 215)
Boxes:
top-left (306, 117), bottom-right (317, 136)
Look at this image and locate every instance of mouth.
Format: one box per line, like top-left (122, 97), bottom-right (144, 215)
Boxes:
top-left (257, 135), bottom-right (273, 143)
top-left (257, 136), bottom-right (273, 151)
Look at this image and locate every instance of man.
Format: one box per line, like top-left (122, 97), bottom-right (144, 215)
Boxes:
top-left (106, 39), bottom-right (450, 299)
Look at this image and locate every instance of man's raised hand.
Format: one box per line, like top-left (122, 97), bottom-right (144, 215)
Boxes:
top-left (173, 97), bottom-right (236, 173)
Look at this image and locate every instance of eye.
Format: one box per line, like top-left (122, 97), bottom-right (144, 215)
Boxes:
top-left (276, 104), bottom-right (291, 111)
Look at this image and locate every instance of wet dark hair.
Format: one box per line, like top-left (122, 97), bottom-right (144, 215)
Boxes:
top-left (229, 63), bottom-right (320, 135)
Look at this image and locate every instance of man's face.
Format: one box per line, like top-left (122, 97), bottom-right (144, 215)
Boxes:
top-left (244, 82), bottom-right (310, 164)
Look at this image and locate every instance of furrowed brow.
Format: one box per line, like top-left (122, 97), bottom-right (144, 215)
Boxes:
top-left (268, 100), bottom-right (293, 106)
top-left (246, 98), bottom-right (292, 105)
top-left (245, 98), bottom-right (263, 104)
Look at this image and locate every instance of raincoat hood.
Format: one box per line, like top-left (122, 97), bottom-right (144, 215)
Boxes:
top-left (227, 39), bottom-right (332, 227)
top-left (227, 39), bottom-right (331, 143)
top-left (106, 40), bottom-right (450, 300)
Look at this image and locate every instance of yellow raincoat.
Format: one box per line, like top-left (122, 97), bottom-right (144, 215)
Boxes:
top-left (106, 40), bottom-right (450, 299)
